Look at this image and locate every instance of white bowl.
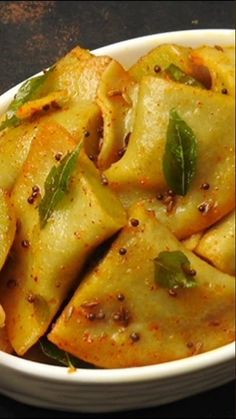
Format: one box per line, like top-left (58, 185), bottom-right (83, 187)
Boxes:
top-left (0, 29), bottom-right (235, 413)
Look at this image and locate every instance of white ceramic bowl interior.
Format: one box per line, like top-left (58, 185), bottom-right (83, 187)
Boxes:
top-left (0, 29), bottom-right (235, 413)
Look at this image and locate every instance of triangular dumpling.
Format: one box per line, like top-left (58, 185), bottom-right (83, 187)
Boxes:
top-left (195, 211), bottom-right (235, 275)
top-left (49, 203), bottom-right (235, 368)
top-left (105, 77), bottom-right (235, 237)
top-left (0, 121), bottom-right (126, 355)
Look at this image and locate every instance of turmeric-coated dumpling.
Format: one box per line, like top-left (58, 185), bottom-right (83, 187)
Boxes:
top-left (105, 77), bottom-right (235, 237)
top-left (0, 122), bottom-right (126, 355)
top-left (49, 204), bottom-right (235, 368)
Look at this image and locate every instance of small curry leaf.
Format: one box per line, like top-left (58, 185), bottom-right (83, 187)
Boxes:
top-left (163, 109), bottom-right (197, 196)
top-left (0, 67), bottom-right (53, 131)
top-left (154, 250), bottom-right (197, 289)
top-left (40, 338), bottom-right (81, 368)
top-left (165, 64), bottom-right (205, 89)
top-left (39, 143), bottom-right (82, 228)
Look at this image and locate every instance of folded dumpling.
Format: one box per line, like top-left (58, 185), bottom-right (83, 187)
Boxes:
top-left (49, 203), bottom-right (235, 368)
top-left (195, 211), bottom-right (235, 275)
top-left (105, 77), bottom-right (235, 238)
top-left (0, 121), bottom-right (126, 355)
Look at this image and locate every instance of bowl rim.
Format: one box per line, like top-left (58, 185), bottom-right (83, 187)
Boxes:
top-left (93, 28), bottom-right (235, 55)
top-left (0, 342), bottom-right (235, 384)
top-left (0, 28), bottom-right (235, 385)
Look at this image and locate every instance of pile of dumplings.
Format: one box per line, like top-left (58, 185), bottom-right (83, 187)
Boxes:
top-left (0, 42), bottom-right (234, 368)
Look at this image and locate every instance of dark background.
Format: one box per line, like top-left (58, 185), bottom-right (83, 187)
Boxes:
top-left (0, 1), bottom-right (235, 418)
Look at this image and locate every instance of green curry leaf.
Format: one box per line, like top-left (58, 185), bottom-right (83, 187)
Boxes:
top-left (0, 67), bottom-right (53, 131)
top-left (163, 109), bottom-right (197, 196)
top-left (165, 64), bottom-right (205, 88)
top-left (39, 143), bottom-right (82, 228)
top-left (154, 250), bottom-right (197, 289)
top-left (40, 338), bottom-right (81, 368)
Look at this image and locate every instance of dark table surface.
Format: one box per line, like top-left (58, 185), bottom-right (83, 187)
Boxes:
top-left (0, 1), bottom-right (235, 418)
